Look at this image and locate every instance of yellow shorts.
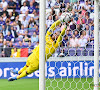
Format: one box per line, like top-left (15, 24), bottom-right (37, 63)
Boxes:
top-left (25, 53), bottom-right (39, 74)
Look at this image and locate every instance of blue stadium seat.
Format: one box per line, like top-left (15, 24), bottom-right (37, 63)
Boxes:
top-left (15, 38), bottom-right (23, 42)
top-left (69, 48), bottom-right (76, 56)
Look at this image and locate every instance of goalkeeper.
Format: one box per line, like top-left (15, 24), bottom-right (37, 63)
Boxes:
top-left (8, 13), bottom-right (72, 81)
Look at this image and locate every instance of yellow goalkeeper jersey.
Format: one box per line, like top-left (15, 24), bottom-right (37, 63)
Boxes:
top-left (32, 20), bottom-right (66, 61)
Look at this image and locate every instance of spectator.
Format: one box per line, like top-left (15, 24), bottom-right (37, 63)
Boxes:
top-left (12, 9), bottom-right (19, 18)
top-left (0, 51), bottom-right (5, 57)
top-left (3, 39), bottom-right (7, 48)
top-left (35, 25), bottom-right (39, 35)
top-left (8, 12), bottom-right (15, 22)
top-left (4, 31), bottom-right (14, 44)
top-left (77, 13), bottom-right (85, 25)
top-left (3, 42), bottom-right (12, 57)
top-left (85, 25), bottom-right (91, 35)
top-left (25, 11), bottom-right (31, 21)
top-left (1, 7), bottom-right (8, 17)
top-left (33, 11), bottom-right (39, 25)
top-left (54, 0), bottom-right (61, 8)
top-left (28, 17), bottom-right (36, 28)
top-left (0, 32), bottom-right (3, 43)
top-left (89, 20), bottom-right (94, 31)
top-left (0, 0), bottom-right (8, 9)
top-left (8, 41), bottom-right (13, 47)
top-left (17, 25), bottom-right (25, 38)
top-left (28, 1), bottom-right (35, 14)
top-left (90, 30), bottom-right (94, 45)
top-left (8, 0), bottom-right (16, 9)
top-left (71, 10), bottom-right (78, 21)
top-left (0, 3), bottom-right (2, 13)
top-left (58, 48), bottom-right (65, 57)
top-left (46, 15), bottom-right (54, 28)
top-left (58, 10), bottom-right (62, 19)
top-left (78, 35), bottom-right (87, 47)
top-left (21, 16), bottom-right (28, 28)
top-left (15, 16), bottom-right (21, 29)
top-left (23, 30), bottom-right (31, 43)
top-left (81, 30), bottom-right (89, 41)
top-left (69, 34), bottom-right (79, 47)
top-left (65, 3), bottom-right (73, 12)
top-left (73, 1), bottom-right (81, 12)
top-left (66, 29), bottom-right (72, 38)
top-left (60, 3), bottom-right (66, 12)
top-left (84, 0), bottom-right (91, 12)
top-left (90, 1), bottom-right (94, 13)
top-left (0, 16), bottom-right (5, 26)
top-left (2, 12), bottom-right (7, 21)
top-left (81, 6), bottom-right (86, 17)
top-left (5, 21), bottom-right (11, 35)
top-left (2, 25), bottom-right (6, 36)
top-left (74, 30), bottom-right (80, 38)
top-left (27, 41), bottom-right (34, 55)
top-left (85, 13), bottom-right (92, 24)
top-left (24, 0), bottom-right (30, 6)
top-left (46, 0), bottom-right (52, 9)
top-left (20, 2), bottom-right (28, 14)
top-left (13, 21), bottom-right (20, 33)
top-left (50, 7), bottom-right (58, 21)
top-left (15, 0), bottom-right (21, 10)
top-left (76, 24), bottom-right (82, 31)
top-left (17, 41), bottom-right (25, 48)
top-left (31, 31), bottom-right (39, 43)
top-left (62, 35), bottom-right (69, 47)
top-left (10, 26), bottom-right (18, 38)
top-left (32, 0), bottom-right (39, 9)
top-left (10, 47), bottom-right (20, 57)
top-left (34, 41), bottom-right (39, 48)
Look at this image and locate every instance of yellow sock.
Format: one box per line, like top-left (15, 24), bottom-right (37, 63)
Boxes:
top-left (17, 70), bottom-right (27, 79)
top-left (18, 65), bottom-right (28, 74)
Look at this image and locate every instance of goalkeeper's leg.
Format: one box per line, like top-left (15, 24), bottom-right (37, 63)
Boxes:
top-left (8, 60), bottom-right (39, 81)
top-left (8, 53), bottom-right (39, 81)
top-left (17, 61), bottom-right (39, 79)
top-left (10, 64), bottom-right (29, 75)
top-left (10, 59), bottom-right (30, 75)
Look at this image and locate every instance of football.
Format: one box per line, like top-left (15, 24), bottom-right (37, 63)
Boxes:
top-left (60, 12), bottom-right (73, 23)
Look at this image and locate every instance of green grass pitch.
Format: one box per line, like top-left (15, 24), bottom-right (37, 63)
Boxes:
top-left (0, 78), bottom-right (95, 90)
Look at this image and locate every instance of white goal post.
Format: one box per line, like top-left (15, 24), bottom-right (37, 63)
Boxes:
top-left (94, 0), bottom-right (99, 90)
top-left (39, 0), bottom-right (46, 90)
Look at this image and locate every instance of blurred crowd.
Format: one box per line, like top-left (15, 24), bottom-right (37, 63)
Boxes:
top-left (0, 0), bottom-right (94, 57)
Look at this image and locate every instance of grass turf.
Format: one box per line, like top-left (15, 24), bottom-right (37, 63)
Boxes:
top-left (0, 78), bottom-right (95, 90)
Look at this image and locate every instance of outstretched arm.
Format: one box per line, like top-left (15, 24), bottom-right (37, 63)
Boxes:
top-left (55, 25), bottom-right (67, 48)
top-left (45, 19), bottom-right (62, 42)
top-left (46, 20), bottom-right (61, 36)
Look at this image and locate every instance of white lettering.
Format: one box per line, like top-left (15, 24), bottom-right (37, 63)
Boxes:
top-left (68, 63), bottom-right (71, 76)
top-left (0, 68), bottom-right (2, 77)
top-left (35, 71), bottom-right (39, 77)
top-left (48, 67), bottom-right (55, 77)
top-left (28, 73), bottom-right (34, 77)
top-left (4, 68), bottom-right (10, 77)
top-left (80, 62), bottom-right (83, 76)
top-left (73, 67), bottom-right (79, 76)
top-left (59, 67), bottom-right (66, 76)
top-left (84, 62), bottom-right (88, 76)
top-left (89, 66), bottom-right (94, 76)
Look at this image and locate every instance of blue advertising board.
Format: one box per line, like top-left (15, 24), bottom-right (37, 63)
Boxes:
top-left (0, 61), bottom-right (96, 79)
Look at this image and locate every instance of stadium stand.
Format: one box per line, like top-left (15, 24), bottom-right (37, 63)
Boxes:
top-left (0, 0), bottom-right (95, 57)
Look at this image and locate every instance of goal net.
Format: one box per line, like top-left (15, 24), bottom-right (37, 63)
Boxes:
top-left (45, 0), bottom-right (99, 90)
